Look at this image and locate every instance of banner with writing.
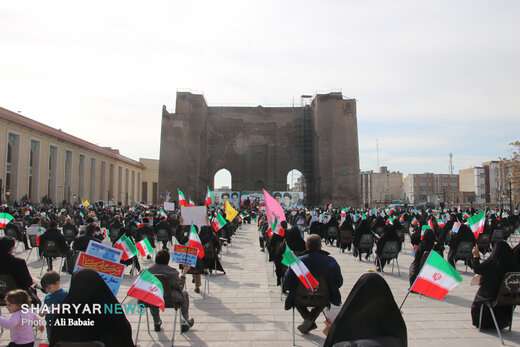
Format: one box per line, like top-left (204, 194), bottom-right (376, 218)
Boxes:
top-left (171, 244), bottom-right (198, 267)
top-left (74, 252), bottom-right (125, 295)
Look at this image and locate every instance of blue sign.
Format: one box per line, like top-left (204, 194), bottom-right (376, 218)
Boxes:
top-left (86, 240), bottom-right (122, 263)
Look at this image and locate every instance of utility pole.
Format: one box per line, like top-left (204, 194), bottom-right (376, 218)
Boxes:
top-left (510, 179), bottom-right (513, 211)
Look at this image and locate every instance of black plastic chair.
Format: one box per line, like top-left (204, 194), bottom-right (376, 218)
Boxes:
top-left (292, 275), bottom-right (330, 347)
top-left (3, 227), bottom-right (23, 252)
top-left (357, 234), bottom-right (374, 260)
top-left (453, 241), bottom-right (473, 272)
top-left (156, 229), bottom-right (171, 247)
top-left (376, 240), bottom-right (401, 276)
top-left (479, 272), bottom-right (520, 345)
top-left (477, 234), bottom-right (492, 256)
top-left (339, 229), bottom-right (353, 252)
top-left (0, 274), bottom-right (18, 335)
top-left (25, 234), bottom-right (40, 261)
top-left (62, 228), bottom-right (76, 245)
top-left (135, 274), bottom-right (185, 347)
top-left (39, 240), bottom-right (66, 276)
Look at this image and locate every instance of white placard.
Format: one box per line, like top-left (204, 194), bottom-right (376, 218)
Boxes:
top-left (181, 206), bottom-right (208, 228)
top-left (163, 201), bottom-right (176, 211)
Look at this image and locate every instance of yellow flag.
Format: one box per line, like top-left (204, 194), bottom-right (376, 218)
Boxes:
top-left (82, 199), bottom-right (90, 208)
top-left (224, 200), bottom-right (238, 222)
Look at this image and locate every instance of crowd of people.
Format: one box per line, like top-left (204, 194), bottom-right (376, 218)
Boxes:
top-left (258, 205), bottom-right (520, 344)
top-left (0, 201), bottom-right (238, 347)
top-left (1, 200), bottom-right (520, 346)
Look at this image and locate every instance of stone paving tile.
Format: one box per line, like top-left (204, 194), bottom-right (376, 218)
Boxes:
top-left (2, 224), bottom-right (520, 346)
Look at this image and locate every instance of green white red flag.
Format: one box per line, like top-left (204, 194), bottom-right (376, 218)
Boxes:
top-left (281, 245), bottom-right (319, 290)
top-left (410, 250), bottom-right (462, 300)
top-left (205, 187), bottom-right (215, 206)
top-left (468, 212), bottom-right (485, 239)
top-left (0, 212), bottom-right (14, 229)
top-left (211, 213), bottom-right (227, 232)
top-left (136, 238), bottom-right (154, 257)
top-left (178, 189), bottom-right (188, 207)
top-left (187, 225), bottom-right (205, 259)
top-left (114, 234), bottom-right (138, 261)
top-left (127, 270), bottom-right (165, 310)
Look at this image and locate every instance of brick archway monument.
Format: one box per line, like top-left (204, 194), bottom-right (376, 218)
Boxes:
top-left (159, 91), bottom-right (360, 207)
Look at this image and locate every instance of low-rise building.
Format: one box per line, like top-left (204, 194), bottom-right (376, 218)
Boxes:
top-left (459, 167), bottom-right (486, 205)
top-left (0, 106), bottom-right (157, 206)
top-left (404, 173), bottom-right (459, 206)
top-left (360, 166), bottom-right (404, 207)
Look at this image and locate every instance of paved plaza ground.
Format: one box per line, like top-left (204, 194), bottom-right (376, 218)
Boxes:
top-left (3, 223), bottom-right (520, 347)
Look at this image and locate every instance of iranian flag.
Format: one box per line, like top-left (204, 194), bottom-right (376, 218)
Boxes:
top-left (410, 250), bottom-right (462, 300)
top-left (211, 213), bottom-right (227, 232)
top-left (420, 225), bottom-right (430, 240)
top-left (188, 199), bottom-right (196, 207)
top-left (281, 245), bottom-right (319, 290)
top-left (178, 189), bottom-right (188, 207)
top-left (136, 238), bottom-right (154, 257)
top-left (0, 212), bottom-right (14, 229)
top-left (114, 234), bottom-right (138, 261)
top-left (266, 218), bottom-right (285, 238)
top-left (205, 187), bottom-right (215, 207)
top-left (468, 212), bottom-right (485, 239)
top-left (187, 225), bottom-right (205, 259)
top-left (127, 270), bottom-right (165, 310)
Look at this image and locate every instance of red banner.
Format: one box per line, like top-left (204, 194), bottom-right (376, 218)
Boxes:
top-left (76, 252), bottom-right (125, 277)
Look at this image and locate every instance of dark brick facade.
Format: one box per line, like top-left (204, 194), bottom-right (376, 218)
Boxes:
top-left (159, 92), bottom-right (360, 206)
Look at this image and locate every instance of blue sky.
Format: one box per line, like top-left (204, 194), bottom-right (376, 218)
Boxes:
top-left (1, 0), bottom-right (518, 185)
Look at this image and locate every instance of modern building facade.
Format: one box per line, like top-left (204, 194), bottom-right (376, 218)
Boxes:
top-left (404, 173), bottom-right (459, 206)
top-left (360, 167), bottom-right (404, 207)
top-left (459, 167), bottom-right (486, 205)
top-left (0, 106), bottom-right (157, 206)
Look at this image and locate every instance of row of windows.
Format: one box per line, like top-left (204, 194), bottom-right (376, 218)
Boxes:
top-left (3, 133), bottom-right (141, 204)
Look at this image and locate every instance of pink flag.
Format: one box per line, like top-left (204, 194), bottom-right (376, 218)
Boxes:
top-left (262, 189), bottom-right (286, 225)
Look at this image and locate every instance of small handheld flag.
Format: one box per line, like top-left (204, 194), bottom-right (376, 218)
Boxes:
top-left (282, 245), bottom-right (319, 291)
top-left (409, 251), bottom-right (462, 300)
top-left (187, 225), bottom-right (205, 259)
top-left (136, 238), bottom-right (154, 257)
top-left (127, 270), bottom-right (165, 311)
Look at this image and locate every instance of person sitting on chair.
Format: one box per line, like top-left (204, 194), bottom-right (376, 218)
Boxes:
top-left (375, 222), bottom-right (401, 272)
top-left (148, 250), bottom-right (194, 333)
top-left (283, 234), bottom-right (343, 334)
top-left (38, 220), bottom-right (71, 272)
top-left (0, 237), bottom-right (34, 291)
top-left (447, 222), bottom-right (476, 267)
top-left (470, 241), bottom-right (520, 330)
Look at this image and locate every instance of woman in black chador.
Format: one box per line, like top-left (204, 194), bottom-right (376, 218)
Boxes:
top-left (324, 273), bottom-right (407, 347)
top-left (470, 240), bottom-right (520, 330)
top-left (409, 226), bottom-right (435, 286)
top-left (199, 225), bottom-right (225, 274)
top-left (50, 269), bottom-right (134, 347)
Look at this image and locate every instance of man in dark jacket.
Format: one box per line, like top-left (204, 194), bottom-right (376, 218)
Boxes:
top-left (148, 250), bottom-right (194, 333)
top-left (283, 235), bottom-right (343, 334)
top-left (39, 220), bottom-right (71, 271)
